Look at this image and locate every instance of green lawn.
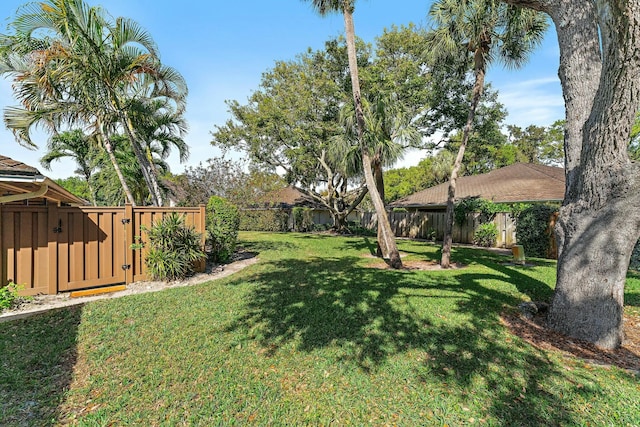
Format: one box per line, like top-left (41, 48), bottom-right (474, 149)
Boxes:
top-left (1, 232), bottom-right (639, 426)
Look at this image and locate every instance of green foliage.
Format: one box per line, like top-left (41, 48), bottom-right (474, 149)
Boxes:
top-left (143, 213), bottom-right (205, 281)
top-left (454, 197), bottom-right (511, 225)
top-left (0, 282), bottom-right (30, 312)
top-left (630, 239), bottom-right (640, 271)
top-left (207, 196), bottom-right (240, 262)
top-left (384, 151), bottom-right (454, 203)
top-left (292, 207), bottom-right (314, 232)
top-left (55, 177), bottom-right (92, 201)
top-left (515, 204), bottom-right (558, 258)
top-left (473, 223), bottom-right (498, 247)
top-left (239, 210), bottom-right (290, 232)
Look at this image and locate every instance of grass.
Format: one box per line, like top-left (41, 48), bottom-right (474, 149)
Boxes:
top-left (1, 231), bottom-right (639, 426)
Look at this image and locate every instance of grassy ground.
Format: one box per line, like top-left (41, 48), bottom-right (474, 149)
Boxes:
top-left (1, 232), bottom-right (639, 426)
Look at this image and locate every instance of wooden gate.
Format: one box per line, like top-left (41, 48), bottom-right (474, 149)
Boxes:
top-left (56, 206), bottom-right (127, 292)
top-left (0, 204), bottom-right (205, 295)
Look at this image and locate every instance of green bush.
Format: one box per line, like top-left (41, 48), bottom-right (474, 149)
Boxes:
top-left (207, 196), bottom-right (240, 262)
top-left (143, 213), bottom-right (205, 281)
top-left (292, 207), bottom-right (314, 232)
top-left (239, 209), bottom-right (289, 231)
top-left (473, 223), bottom-right (498, 247)
top-left (631, 239), bottom-right (640, 271)
top-left (515, 204), bottom-right (557, 258)
top-left (0, 282), bottom-right (31, 312)
top-left (455, 197), bottom-right (528, 225)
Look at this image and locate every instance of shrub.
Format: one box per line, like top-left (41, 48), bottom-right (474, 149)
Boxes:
top-left (455, 197), bottom-right (527, 225)
top-left (631, 239), bottom-right (640, 271)
top-left (240, 209), bottom-right (289, 231)
top-left (143, 213), bottom-right (205, 281)
top-left (0, 282), bottom-right (31, 312)
top-left (473, 223), bottom-right (498, 247)
top-left (515, 204), bottom-right (558, 258)
top-left (207, 196), bottom-right (240, 262)
top-left (292, 207), bottom-right (314, 232)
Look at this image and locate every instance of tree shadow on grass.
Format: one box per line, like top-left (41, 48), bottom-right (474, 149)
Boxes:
top-left (0, 306), bottom-right (82, 426)
top-left (222, 255), bottom-right (632, 425)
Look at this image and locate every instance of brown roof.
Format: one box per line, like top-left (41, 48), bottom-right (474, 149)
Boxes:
top-left (391, 163), bottom-right (565, 208)
top-left (0, 155), bottom-right (87, 206)
top-left (256, 186), bottom-right (319, 208)
top-left (0, 155), bottom-right (42, 176)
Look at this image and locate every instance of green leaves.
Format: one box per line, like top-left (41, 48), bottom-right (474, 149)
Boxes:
top-left (143, 213), bottom-right (205, 281)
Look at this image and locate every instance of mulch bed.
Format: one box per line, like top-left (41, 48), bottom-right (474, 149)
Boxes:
top-left (501, 312), bottom-right (640, 373)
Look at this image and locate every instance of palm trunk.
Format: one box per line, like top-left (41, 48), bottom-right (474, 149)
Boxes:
top-left (342, 6), bottom-right (402, 269)
top-left (441, 48), bottom-right (486, 268)
top-left (373, 157), bottom-right (387, 258)
top-left (121, 113), bottom-right (164, 206)
top-left (97, 127), bottom-right (136, 206)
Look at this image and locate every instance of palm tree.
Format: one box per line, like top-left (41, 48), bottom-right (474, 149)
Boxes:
top-left (304, 0), bottom-right (403, 268)
top-left (1, 0), bottom-right (188, 206)
top-left (428, 0), bottom-right (547, 267)
top-left (40, 129), bottom-right (101, 205)
top-left (337, 94), bottom-right (421, 254)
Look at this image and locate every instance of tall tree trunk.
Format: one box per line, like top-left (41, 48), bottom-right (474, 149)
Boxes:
top-left (83, 172), bottom-right (98, 207)
top-left (546, 0), bottom-right (640, 349)
top-left (373, 157), bottom-right (387, 258)
top-left (504, 0), bottom-right (640, 349)
top-left (342, 6), bottom-right (402, 268)
top-left (122, 113), bottom-right (164, 206)
top-left (97, 128), bottom-right (136, 206)
top-left (441, 49), bottom-right (486, 268)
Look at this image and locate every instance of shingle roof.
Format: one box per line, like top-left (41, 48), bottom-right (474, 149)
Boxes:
top-left (255, 186), bottom-right (321, 208)
top-left (0, 155), bottom-right (42, 177)
top-left (0, 155), bottom-right (87, 205)
top-left (391, 163), bottom-right (565, 208)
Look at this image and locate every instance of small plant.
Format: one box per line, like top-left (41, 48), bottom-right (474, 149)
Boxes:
top-left (143, 213), bottom-right (205, 281)
top-left (473, 223), bottom-right (498, 247)
top-left (0, 282), bottom-right (31, 312)
top-left (425, 227), bottom-right (436, 241)
top-left (207, 196), bottom-right (240, 262)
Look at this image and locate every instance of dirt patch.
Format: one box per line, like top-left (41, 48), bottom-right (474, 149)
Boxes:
top-left (502, 311), bottom-right (640, 373)
top-left (364, 253), bottom-right (466, 271)
top-left (0, 251), bottom-right (258, 323)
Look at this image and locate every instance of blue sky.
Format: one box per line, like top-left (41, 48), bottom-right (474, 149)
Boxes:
top-left (0, 0), bottom-right (564, 179)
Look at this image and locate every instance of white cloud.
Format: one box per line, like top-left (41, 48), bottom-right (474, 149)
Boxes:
top-left (494, 76), bottom-right (565, 127)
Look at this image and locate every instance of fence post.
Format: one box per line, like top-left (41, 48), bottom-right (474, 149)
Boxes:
top-left (0, 205), bottom-right (4, 287)
top-left (199, 204), bottom-right (207, 248)
top-left (124, 203), bottom-right (134, 285)
top-left (46, 204), bottom-right (59, 294)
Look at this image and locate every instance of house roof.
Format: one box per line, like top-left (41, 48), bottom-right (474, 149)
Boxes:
top-left (391, 163), bottom-right (565, 208)
top-left (0, 155), bottom-right (87, 206)
top-left (255, 186), bottom-right (320, 208)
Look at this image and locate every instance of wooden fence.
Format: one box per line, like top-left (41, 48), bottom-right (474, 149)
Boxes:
top-left (0, 204), bottom-right (206, 295)
top-left (358, 210), bottom-right (517, 248)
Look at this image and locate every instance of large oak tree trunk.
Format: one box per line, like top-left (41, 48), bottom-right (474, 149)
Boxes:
top-left (505, 0), bottom-right (640, 349)
top-left (342, 6), bottom-right (402, 268)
